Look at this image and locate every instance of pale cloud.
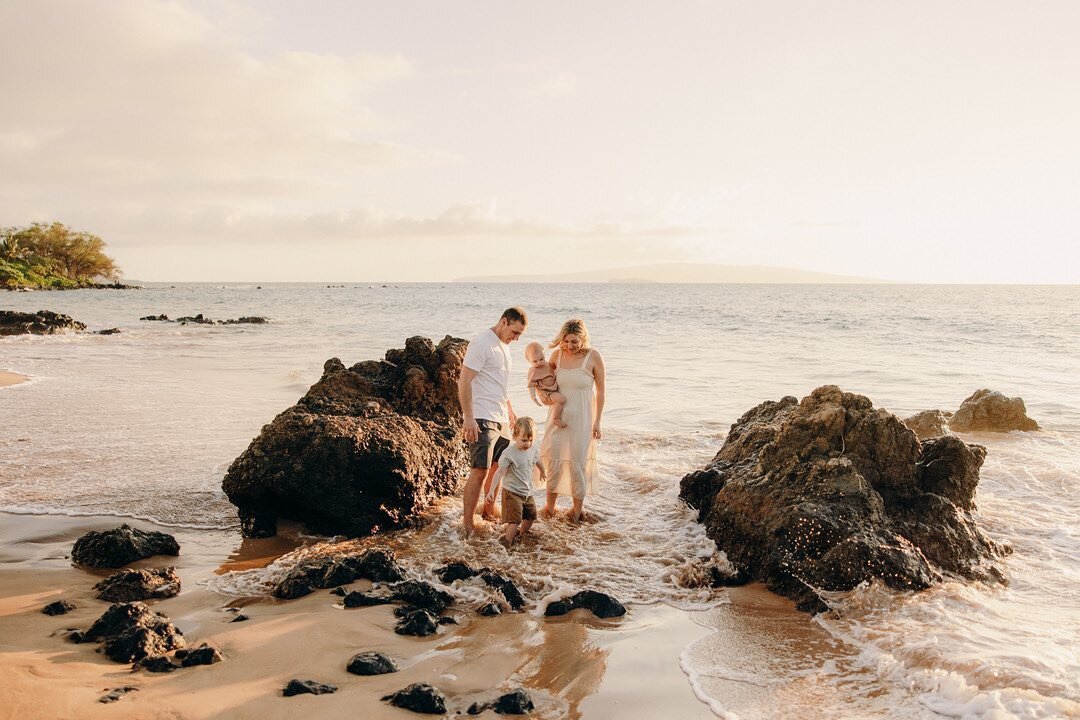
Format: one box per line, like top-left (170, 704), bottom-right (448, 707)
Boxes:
top-left (0, 0), bottom-right (419, 209)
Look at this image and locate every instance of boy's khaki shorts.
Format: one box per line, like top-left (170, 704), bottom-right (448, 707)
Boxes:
top-left (502, 490), bottom-right (536, 525)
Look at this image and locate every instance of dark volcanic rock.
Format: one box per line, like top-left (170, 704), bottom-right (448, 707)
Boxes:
top-left (84, 602), bottom-right (186, 663)
top-left (94, 567), bottom-right (181, 602)
top-left (179, 643), bottom-right (223, 667)
top-left (949, 389), bottom-right (1039, 433)
top-left (272, 548), bottom-right (404, 599)
top-left (283, 679), bottom-right (337, 696)
top-left (0, 309), bottom-right (87, 336)
top-left (468, 688), bottom-right (536, 715)
top-left (42, 600), bottom-right (77, 615)
top-left (343, 590), bottom-right (394, 608)
top-left (435, 560), bottom-right (480, 583)
top-left (96, 327), bottom-right (121, 335)
top-left (481, 571), bottom-right (525, 611)
top-left (394, 608), bottom-right (440, 637)
top-left (544, 590), bottom-right (626, 618)
top-left (478, 602), bottom-right (502, 616)
top-left (140, 314), bottom-right (169, 321)
top-left (903, 409), bottom-right (953, 440)
top-left (679, 386), bottom-right (1010, 613)
top-left (222, 336), bottom-right (470, 538)
top-left (382, 683), bottom-right (447, 714)
top-left (71, 524), bottom-right (180, 568)
top-left (390, 580), bottom-right (453, 614)
top-left (134, 655), bottom-right (178, 673)
top-left (346, 651), bottom-right (399, 675)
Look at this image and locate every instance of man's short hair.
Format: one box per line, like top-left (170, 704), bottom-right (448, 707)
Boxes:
top-left (501, 307), bottom-right (528, 326)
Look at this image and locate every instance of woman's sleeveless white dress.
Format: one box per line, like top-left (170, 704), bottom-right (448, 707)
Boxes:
top-left (539, 350), bottom-right (599, 499)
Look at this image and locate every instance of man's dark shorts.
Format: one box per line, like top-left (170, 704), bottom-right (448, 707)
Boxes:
top-left (469, 419), bottom-right (510, 470)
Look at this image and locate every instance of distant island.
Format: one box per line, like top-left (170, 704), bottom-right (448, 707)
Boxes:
top-left (1, 222), bottom-right (131, 290)
top-left (456, 262), bottom-right (882, 284)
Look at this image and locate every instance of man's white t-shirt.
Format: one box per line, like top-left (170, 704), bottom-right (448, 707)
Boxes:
top-left (463, 328), bottom-right (511, 425)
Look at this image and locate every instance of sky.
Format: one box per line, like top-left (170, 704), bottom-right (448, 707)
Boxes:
top-left (1, 0), bottom-right (1078, 283)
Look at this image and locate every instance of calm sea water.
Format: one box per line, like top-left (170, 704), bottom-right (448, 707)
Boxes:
top-left (2, 283), bottom-right (1078, 719)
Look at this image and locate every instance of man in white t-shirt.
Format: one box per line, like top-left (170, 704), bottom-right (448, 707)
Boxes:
top-left (458, 306), bottom-right (527, 535)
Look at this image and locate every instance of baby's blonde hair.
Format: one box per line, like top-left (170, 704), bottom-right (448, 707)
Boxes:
top-left (512, 416), bottom-right (536, 440)
top-left (549, 318), bottom-right (591, 352)
top-left (524, 341), bottom-right (546, 361)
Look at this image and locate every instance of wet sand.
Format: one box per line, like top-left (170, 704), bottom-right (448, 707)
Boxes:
top-left (0, 371), bottom-right (29, 389)
top-left (0, 512), bottom-right (720, 720)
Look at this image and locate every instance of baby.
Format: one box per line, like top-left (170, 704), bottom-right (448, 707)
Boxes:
top-left (525, 341), bottom-right (566, 428)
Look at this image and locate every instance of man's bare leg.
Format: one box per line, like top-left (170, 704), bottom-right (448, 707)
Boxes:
top-left (462, 467), bottom-right (488, 534)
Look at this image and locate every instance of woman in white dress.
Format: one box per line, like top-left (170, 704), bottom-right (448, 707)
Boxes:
top-left (539, 318), bottom-right (606, 521)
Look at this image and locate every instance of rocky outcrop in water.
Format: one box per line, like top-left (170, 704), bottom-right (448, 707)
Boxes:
top-left (680, 386), bottom-right (1010, 613)
top-left (903, 409), bottom-right (953, 440)
top-left (544, 590), bottom-right (627, 618)
top-left (94, 567), bottom-right (181, 602)
top-left (223, 336), bottom-right (469, 538)
top-left (271, 549), bottom-right (404, 599)
top-left (383, 683), bottom-right (447, 714)
top-left (0, 309), bottom-right (87, 335)
top-left (78, 601), bottom-right (186, 663)
top-left (468, 689), bottom-right (535, 715)
top-left (949, 389), bottom-right (1039, 433)
top-left (139, 313), bottom-right (269, 325)
top-left (71, 524), bottom-right (180, 568)
top-left (434, 561), bottom-right (526, 611)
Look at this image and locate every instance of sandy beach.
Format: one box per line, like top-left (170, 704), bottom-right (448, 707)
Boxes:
top-left (0, 371), bottom-right (29, 389)
top-left (0, 512), bottom-right (726, 720)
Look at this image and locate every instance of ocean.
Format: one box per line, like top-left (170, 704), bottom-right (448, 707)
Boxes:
top-left (2, 282), bottom-right (1078, 719)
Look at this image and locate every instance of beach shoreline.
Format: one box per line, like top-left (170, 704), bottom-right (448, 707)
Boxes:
top-left (0, 371), bottom-right (29, 389)
top-left (0, 511), bottom-right (723, 720)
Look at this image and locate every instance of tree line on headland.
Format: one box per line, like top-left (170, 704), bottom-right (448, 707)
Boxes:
top-left (0, 222), bottom-right (123, 289)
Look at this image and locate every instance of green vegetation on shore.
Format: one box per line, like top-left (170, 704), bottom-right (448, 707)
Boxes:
top-left (0, 222), bottom-right (122, 289)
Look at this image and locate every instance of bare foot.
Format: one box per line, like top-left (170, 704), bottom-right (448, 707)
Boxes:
top-left (540, 507), bottom-right (555, 519)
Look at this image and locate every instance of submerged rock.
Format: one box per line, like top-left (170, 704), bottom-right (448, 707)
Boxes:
top-left (346, 651), bottom-right (399, 676)
top-left (178, 643), bottom-right (223, 667)
top-left (98, 686), bottom-right (139, 704)
top-left (83, 602), bottom-right (186, 663)
top-left (283, 679), bottom-right (337, 696)
top-left (679, 386), bottom-right (1010, 613)
top-left (481, 571), bottom-right (525, 611)
top-left (949, 389), bottom-right (1039, 433)
top-left (478, 602), bottom-right (501, 617)
top-left (903, 409), bottom-right (953, 440)
top-left (71, 524), bottom-right (180, 568)
top-left (94, 567), bottom-right (181, 602)
top-left (272, 548), bottom-right (404, 599)
top-left (382, 683), bottom-right (447, 714)
top-left (468, 688), bottom-right (536, 715)
top-left (41, 600), bottom-right (77, 615)
top-left (390, 580), bottom-right (453, 614)
top-left (435, 561), bottom-right (480, 583)
top-left (222, 336), bottom-right (470, 538)
top-left (394, 608), bottom-right (440, 637)
top-left (544, 590), bottom-right (626, 618)
top-left (0, 309), bottom-right (86, 336)
top-left (343, 590), bottom-right (394, 608)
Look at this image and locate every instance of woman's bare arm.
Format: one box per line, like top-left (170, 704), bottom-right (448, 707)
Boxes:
top-left (591, 350), bottom-right (606, 440)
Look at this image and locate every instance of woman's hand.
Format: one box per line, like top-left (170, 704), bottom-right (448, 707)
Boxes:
top-left (592, 422), bottom-right (602, 440)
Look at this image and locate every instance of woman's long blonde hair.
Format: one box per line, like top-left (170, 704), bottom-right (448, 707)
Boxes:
top-left (549, 318), bottom-right (591, 353)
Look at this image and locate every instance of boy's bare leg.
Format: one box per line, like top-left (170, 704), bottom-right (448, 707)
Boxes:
top-left (503, 522), bottom-right (520, 545)
top-left (518, 518), bottom-right (534, 536)
top-left (550, 393), bottom-right (567, 428)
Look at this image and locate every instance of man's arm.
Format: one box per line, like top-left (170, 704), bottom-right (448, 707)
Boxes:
top-left (459, 366), bottom-right (479, 442)
top-left (508, 399), bottom-right (517, 426)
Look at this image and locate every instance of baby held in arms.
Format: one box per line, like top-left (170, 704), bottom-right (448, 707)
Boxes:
top-left (525, 341), bottom-right (566, 428)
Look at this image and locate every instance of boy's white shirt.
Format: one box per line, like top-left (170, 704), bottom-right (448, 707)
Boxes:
top-left (486, 444), bottom-right (543, 501)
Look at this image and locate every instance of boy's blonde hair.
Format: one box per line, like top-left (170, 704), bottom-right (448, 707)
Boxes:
top-left (549, 318), bottom-right (591, 351)
top-left (512, 416), bottom-right (536, 439)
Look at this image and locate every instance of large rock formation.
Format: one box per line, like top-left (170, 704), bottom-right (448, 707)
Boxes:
top-left (223, 336), bottom-right (469, 538)
top-left (902, 409), bottom-right (953, 440)
top-left (0, 309), bottom-right (86, 336)
top-left (680, 386), bottom-right (1009, 613)
top-left (949, 389), bottom-right (1039, 433)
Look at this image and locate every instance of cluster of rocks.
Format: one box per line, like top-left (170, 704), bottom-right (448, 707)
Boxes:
top-left (139, 313), bottom-right (269, 325)
top-left (544, 590), bottom-right (627, 618)
top-left (903, 389), bottom-right (1040, 438)
top-left (680, 385), bottom-right (1011, 613)
top-left (71, 524), bottom-right (180, 568)
top-left (223, 336), bottom-right (470, 538)
top-left (0, 309), bottom-right (86, 335)
top-left (69, 601), bottom-right (186, 663)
